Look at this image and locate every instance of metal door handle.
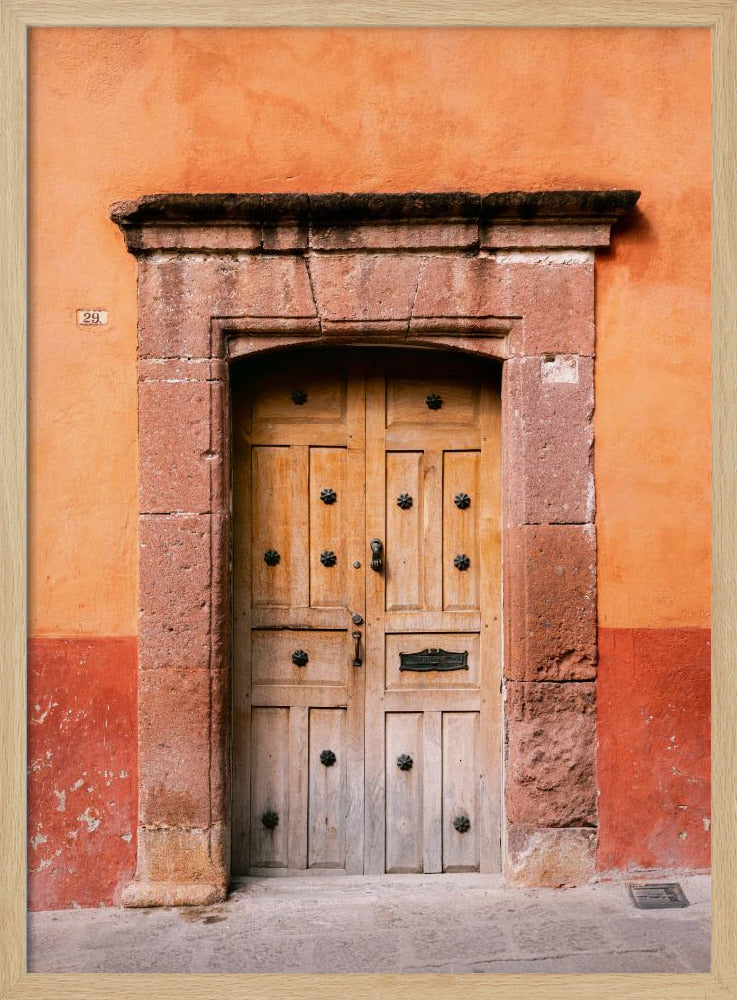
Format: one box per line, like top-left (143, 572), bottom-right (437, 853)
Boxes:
top-left (352, 631), bottom-right (362, 667)
top-left (370, 538), bottom-right (384, 573)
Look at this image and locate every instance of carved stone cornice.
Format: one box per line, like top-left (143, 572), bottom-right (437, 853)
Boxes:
top-left (110, 189), bottom-right (640, 253)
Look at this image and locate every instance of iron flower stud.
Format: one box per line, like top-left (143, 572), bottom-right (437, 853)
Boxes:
top-left (320, 750), bottom-right (337, 767)
top-left (292, 650), bottom-right (309, 667)
top-left (291, 389), bottom-right (308, 405)
top-left (320, 550), bottom-right (337, 567)
top-left (320, 488), bottom-right (337, 505)
top-left (396, 493), bottom-right (413, 510)
top-left (454, 553), bottom-right (471, 571)
top-left (453, 815), bottom-right (471, 833)
top-left (396, 754), bottom-right (413, 771)
top-left (454, 492), bottom-right (471, 510)
top-left (264, 549), bottom-right (281, 566)
top-left (426, 393), bottom-right (443, 410)
top-left (262, 809), bottom-right (279, 829)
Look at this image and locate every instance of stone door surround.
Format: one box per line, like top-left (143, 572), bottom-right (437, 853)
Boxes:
top-left (111, 189), bottom-right (639, 906)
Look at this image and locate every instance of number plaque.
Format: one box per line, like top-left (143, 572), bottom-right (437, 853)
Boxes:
top-left (76, 309), bottom-right (108, 326)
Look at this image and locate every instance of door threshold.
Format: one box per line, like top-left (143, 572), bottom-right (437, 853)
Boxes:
top-left (231, 871), bottom-right (503, 891)
top-left (240, 868), bottom-right (351, 879)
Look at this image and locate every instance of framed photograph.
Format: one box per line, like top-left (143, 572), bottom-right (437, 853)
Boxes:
top-left (2, 4), bottom-right (734, 998)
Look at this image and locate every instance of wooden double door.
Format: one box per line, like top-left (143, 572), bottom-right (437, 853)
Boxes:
top-left (232, 348), bottom-right (501, 876)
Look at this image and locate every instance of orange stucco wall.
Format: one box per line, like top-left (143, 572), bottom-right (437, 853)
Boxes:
top-left (28, 27), bottom-right (710, 906)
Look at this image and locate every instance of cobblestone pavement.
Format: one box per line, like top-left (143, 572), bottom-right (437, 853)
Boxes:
top-left (28, 872), bottom-right (710, 974)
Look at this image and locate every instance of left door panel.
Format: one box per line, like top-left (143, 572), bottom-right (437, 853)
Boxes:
top-left (232, 352), bottom-right (366, 875)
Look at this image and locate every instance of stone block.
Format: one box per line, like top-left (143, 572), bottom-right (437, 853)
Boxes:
top-left (217, 316), bottom-right (321, 339)
top-left (216, 255), bottom-right (316, 321)
top-left (505, 681), bottom-right (597, 825)
top-left (505, 524), bottom-right (597, 681)
top-left (138, 358), bottom-right (227, 382)
top-left (503, 256), bottom-right (595, 356)
top-left (261, 192), bottom-right (310, 252)
top-left (310, 220), bottom-right (478, 252)
top-left (139, 514), bottom-right (225, 671)
top-left (137, 255), bottom-right (214, 359)
top-left (406, 332), bottom-right (509, 361)
top-left (122, 878), bottom-right (226, 908)
top-left (309, 254), bottom-right (422, 322)
top-left (139, 380), bottom-right (219, 515)
top-left (504, 355), bottom-right (594, 525)
top-left (138, 668), bottom-right (217, 828)
top-left (131, 223), bottom-right (262, 252)
top-left (129, 823), bottom-right (228, 890)
top-left (226, 332), bottom-right (321, 360)
top-left (412, 257), bottom-right (507, 318)
top-left (138, 255), bottom-right (316, 359)
top-left (482, 223), bottom-right (611, 250)
top-left (320, 319), bottom-right (409, 339)
top-left (506, 826), bottom-right (597, 887)
top-left (262, 221), bottom-right (309, 252)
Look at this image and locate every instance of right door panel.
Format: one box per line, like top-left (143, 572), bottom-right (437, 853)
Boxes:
top-left (365, 353), bottom-right (502, 874)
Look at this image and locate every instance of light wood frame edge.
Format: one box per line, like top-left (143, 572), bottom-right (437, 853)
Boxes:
top-left (2, 3), bottom-right (733, 999)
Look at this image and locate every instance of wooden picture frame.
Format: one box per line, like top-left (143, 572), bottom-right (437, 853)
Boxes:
top-left (1, 4), bottom-right (733, 999)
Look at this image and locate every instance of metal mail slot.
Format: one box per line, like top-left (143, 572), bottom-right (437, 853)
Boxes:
top-left (398, 648), bottom-right (469, 672)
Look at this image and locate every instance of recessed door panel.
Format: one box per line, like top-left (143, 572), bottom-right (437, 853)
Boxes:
top-left (385, 633), bottom-right (480, 691)
top-left (251, 630), bottom-right (347, 688)
top-left (251, 446), bottom-right (292, 607)
top-left (310, 447), bottom-right (347, 608)
top-left (385, 713), bottom-right (424, 873)
top-left (386, 366), bottom-right (480, 428)
top-left (308, 708), bottom-right (347, 868)
top-left (249, 707), bottom-right (290, 868)
top-left (385, 451), bottom-right (424, 611)
top-left (443, 451), bottom-right (480, 611)
top-left (442, 712), bottom-right (480, 872)
top-left (252, 370), bottom-right (347, 425)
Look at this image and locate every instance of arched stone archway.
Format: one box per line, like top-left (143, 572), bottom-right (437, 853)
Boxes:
top-left (111, 190), bottom-right (639, 906)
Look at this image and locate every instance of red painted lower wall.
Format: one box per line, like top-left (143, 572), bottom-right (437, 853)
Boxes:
top-left (27, 629), bottom-right (709, 908)
top-left (27, 637), bottom-right (138, 910)
top-left (596, 627), bottom-right (711, 872)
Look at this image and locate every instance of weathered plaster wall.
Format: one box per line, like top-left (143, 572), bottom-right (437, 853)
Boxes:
top-left (28, 27), bottom-right (710, 907)
top-left (27, 639), bottom-right (137, 909)
top-left (597, 628), bottom-right (711, 871)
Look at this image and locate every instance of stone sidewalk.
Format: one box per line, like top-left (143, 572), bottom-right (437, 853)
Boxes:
top-left (27, 873), bottom-right (710, 974)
